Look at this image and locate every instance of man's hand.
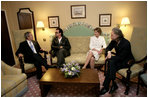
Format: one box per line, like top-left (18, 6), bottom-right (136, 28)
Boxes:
top-left (92, 48), bottom-right (97, 51)
top-left (40, 49), bottom-right (44, 51)
top-left (18, 53), bottom-right (23, 58)
top-left (98, 49), bottom-right (103, 55)
top-left (60, 46), bottom-right (63, 49)
top-left (105, 51), bottom-right (111, 60)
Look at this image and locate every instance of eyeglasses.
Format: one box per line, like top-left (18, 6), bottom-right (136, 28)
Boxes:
top-left (55, 32), bottom-right (59, 34)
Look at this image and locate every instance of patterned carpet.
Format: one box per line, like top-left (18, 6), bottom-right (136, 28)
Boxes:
top-left (23, 71), bottom-right (147, 97)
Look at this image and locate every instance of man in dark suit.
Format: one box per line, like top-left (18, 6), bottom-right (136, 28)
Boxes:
top-left (16, 32), bottom-right (50, 79)
top-left (100, 27), bottom-right (135, 95)
top-left (51, 27), bottom-right (71, 67)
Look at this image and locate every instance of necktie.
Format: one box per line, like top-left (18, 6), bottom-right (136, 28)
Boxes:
top-left (29, 41), bottom-right (35, 53)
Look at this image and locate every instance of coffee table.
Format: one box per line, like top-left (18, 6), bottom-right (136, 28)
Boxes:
top-left (39, 68), bottom-right (100, 96)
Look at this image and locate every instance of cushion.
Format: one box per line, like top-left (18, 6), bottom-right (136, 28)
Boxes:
top-left (1, 61), bottom-right (21, 75)
top-left (1, 74), bottom-right (27, 96)
top-left (117, 64), bottom-right (144, 78)
top-left (24, 63), bottom-right (35, 71)
top-left (3, 80), bottom-right (27, 97)
top-left (140, 73), bottom-right (147, 85)
top-left (13, 29), bottom-right (34, 49)
top-left (68, 36), bottom-right (90, 54)
top-left (52, 53), bottom-right (105, 65)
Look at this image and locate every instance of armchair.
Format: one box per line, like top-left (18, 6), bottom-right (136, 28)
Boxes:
top-left (19, 50), bottom-right (48, 73)
top-left (13, 30), bottom-right (49, 77)
top-left (117, 56), bottom-right (146, 95)
top-left (1, 61), bottom-right (27, 97)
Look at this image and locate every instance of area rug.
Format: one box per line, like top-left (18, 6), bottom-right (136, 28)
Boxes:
top-left (23, 71), bottom-right (147, 97)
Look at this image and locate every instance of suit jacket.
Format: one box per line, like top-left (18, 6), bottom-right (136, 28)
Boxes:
top-left (51, 36), bottom-right (71, 57)
top-left (16, 40), bottom-right (43, 63)
top-left (105, 38), bottom-right (135, 65)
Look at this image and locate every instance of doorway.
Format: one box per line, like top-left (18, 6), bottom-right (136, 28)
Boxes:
top-left (1, 10), bottom-right (15, 66)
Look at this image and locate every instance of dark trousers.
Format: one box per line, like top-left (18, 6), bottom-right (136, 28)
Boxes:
top-left (30, 54), bottom-right (48, 79)
top-left (103, 58), bottom-right (128, 89)
top-left (56, 48), bottom-right (68, 66)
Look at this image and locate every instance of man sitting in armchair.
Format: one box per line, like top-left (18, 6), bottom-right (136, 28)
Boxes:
top-left (50, 27), bottom-right (71, 68)
top-left (16, 32), bottom-right (51, 79)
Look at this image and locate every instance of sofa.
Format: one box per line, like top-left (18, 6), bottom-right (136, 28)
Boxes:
top-left (51, 36), bottom-right (106, 66)
top-left (50, 22), bottom-right (110, 66)
top-left (1, 61), bottom-right (28, 97)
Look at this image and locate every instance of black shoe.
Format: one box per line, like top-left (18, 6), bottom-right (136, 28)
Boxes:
top-left (46, 65), bottom-right (57, 69)
top-left (109, 83), bottom-right (118, 94)
top-left (100, 87), bottom-right (109, 95)
top-left (57, 65), bottom-right (63, 68)
top-left (37, 75), bottom-right (42, 80)
top-left (48, 65), bottom-right (57, 68)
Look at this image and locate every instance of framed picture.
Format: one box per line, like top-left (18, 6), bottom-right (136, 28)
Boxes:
top-left (71, 5), bottom-right (86, 19)
top-left (99, 14), bottom-right (112, 27)
top-left (48, 16), bottom-right (60, 28)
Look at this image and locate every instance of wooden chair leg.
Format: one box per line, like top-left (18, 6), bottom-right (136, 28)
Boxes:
top-left (136, 75), bottom-right (141, 95)
top-left (124, 69), bottom-right (131, 95)
top-left (19, 57), bottom-right (25, 73)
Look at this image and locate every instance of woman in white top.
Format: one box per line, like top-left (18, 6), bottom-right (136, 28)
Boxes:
top-left (82, 27), bottom-right (106, 69)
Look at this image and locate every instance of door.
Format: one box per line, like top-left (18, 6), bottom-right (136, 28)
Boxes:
top-left (1, 10), bottom-right (15, 66)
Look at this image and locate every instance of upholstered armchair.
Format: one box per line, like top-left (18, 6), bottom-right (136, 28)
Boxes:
top-left (116, 29), bottom-right (147, 95)
top-left (13, 30), bottom-right (48, 77)
top-left (1, 61), bottom-right (28, 97)
top-left (117, 56), bottom-right (146, 95)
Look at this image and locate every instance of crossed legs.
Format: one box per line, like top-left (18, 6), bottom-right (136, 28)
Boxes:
top-left (82, 51), bottom-right (95, 69)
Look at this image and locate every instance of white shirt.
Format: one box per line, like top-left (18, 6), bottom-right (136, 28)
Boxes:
top-left (89, 36), bottom-right (107, 50)
top-left (58, 37), bottom-right (62, 43)
top-left (27, 40), bottom-right (37, 53)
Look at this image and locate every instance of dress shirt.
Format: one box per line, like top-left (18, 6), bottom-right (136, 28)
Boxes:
top-left (27, 40), bottom-right (37, 53)
top-left (58, 37), bottom-right (62, 44)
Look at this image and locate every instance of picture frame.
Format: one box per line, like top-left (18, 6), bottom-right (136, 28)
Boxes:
top-left (99, 14), bottom-right (112, 27)
top-left (48, 16), bottom-right (60, 28)
top-left (71, 5), bottom-right (86, 19)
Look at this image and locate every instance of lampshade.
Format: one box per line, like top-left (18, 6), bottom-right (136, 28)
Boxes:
top-left (121, 17), bottom-right (130, 25)
top-left (36, 21), bottom-right (44, 28)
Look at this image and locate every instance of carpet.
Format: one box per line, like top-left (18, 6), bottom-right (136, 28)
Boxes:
top-left (23, 71), bottom-right (147, 97)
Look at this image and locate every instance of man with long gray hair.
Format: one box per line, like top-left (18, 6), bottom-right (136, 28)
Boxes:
top-left (100, 27), bottom-right (135, 95)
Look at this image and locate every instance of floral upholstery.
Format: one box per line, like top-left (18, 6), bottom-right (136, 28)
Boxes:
top-left (1, 61), bottom-right (28, 97)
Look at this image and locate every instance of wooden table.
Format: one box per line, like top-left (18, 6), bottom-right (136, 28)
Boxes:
top-left (39, 68), bottom-right (100, 96)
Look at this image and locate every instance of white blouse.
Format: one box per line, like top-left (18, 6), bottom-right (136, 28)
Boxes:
top-left (89, 36), bottom-right (107, 51)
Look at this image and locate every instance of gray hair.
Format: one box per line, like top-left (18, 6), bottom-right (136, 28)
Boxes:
top-left (112, 27), bottom-right (124, 40)
top-left (24, 32), bottom-right (31, 39)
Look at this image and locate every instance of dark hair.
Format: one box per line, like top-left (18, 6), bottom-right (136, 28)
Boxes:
top-left (56, 27), bottom-right (63, 36)
top-left (112, 27), bottom-right (124, 40)
top-left (94, 27), bottom-right (102, 35)
top-left (24, 32), bottom-right (31, 39)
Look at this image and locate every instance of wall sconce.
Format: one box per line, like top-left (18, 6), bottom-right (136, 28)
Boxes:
top-left (36, 21), bottom-right (45, 30)
top-left (116, 17), bottom-right (130, 28)
top-left (121, 17), bottom-right (130, 27)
